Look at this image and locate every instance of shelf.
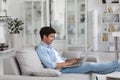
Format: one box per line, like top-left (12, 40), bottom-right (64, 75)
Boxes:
top-left (102, 51), bottom-right (120, 53)
top-left (101, 14), bottom-right (119, 23)
top-left (0, 48), bottom-right (14, 53)
top-left (79, 12), bottom-right (85, 14)
top-left (0, 48), bottom-right (15, 57)
top-left (68, 44), bottom-right (88, 47)
top-left (66, 0), bottom-right (87, 50)
top-left (103, 40), bottom-right (120, 42)
top-left (24, 0), bottom-right (46, 45)
top-left (100, 0), bottom-right (120, 52)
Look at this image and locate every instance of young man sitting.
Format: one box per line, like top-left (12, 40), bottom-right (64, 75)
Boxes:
top-left (36, 26), bottom-right (120, 74)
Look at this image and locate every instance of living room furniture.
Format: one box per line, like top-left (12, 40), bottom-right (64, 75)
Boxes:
top-left (0, 48), bottom-right (14, 54)
top-left (0, 48), bottom-right (14, 75)
top-left (24, 0), bottom-right (88, 51)
top-left (100, 0), bottom-right (120, 52)
top-left (93, 72), bottom-right (120, 80)
top-left (112, 32), bottom-right (120, 59)
top-left (24, 0), bottom-right (48, 45)
top-left (65, 0), bottom-right (88, 51)
top-left (107, 77), bottom-right (120, 80)
top-left (97, 52), bottom-right (117, 63)
top-left (0, 74), bottom-right (91, 80)
top-left (92, 51), bottom-right (120, 80)
top-left (3, 47), bottom-right (97, 80)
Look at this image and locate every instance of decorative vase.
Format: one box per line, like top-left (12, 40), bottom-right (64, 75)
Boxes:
top-left (10, 34), bottom-right (19, 52)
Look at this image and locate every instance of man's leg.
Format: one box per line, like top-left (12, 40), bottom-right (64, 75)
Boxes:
top-left (60, 60), bottom-right (119, 74)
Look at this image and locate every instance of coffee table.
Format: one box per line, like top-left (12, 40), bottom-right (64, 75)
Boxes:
top-left (107, 77), bottom-right (120, 80)
top-left (106, 72), bottom-right (120, 80)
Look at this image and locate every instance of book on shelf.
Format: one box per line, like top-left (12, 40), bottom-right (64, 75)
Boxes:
top-left (80, 4), bottom-right (85, 12)
top-left (108, 24), bottom-right (115, 32)
top-left (102, 33), bottom-right (109, 41)
top-left (108, 7), bottom-right (113, 13)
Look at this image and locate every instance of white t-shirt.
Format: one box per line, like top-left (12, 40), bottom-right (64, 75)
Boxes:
top-left (52, 48), bottom-right (65, 63)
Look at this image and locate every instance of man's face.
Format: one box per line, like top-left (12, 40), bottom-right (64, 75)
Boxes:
top-left (44, 33), bottom-right (55, 44)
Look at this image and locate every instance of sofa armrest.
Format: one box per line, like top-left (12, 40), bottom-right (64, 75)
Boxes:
top-left (4, 56), bottom-right (21, 75)
top-left (97, 53), bottom-right (116, 62)
top-left (62, 51), bottom-right (97, 62)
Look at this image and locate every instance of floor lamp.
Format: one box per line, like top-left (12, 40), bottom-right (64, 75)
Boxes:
top-left (112, 32), bottom-right (120, 60)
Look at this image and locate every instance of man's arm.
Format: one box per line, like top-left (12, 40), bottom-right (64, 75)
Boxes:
top-left (55, 58), bottom-right (81, 69)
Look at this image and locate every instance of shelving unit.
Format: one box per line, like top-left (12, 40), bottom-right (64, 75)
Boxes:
top-left (24, 0), bottom-right (49, 46)
top-left (65, 0), bottom-right (88, 51)
top-left (24, 0), bottom-right (88, 51)
top-left (100, 0), bottom-right (120, 52)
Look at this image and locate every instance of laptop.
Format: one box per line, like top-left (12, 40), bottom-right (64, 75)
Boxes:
top-left (63, 52), bottom-right (89, 68)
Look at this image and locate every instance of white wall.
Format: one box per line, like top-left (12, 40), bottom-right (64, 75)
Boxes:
top-left (7, 0), bottom-right (24, 19)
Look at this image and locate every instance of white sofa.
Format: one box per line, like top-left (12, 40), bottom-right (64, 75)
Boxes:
top-left (2, 49), bottom-right (97, 80)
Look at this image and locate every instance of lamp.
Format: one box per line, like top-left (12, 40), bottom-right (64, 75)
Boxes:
top-left (112, 32), bottom-right (120, 59)
top-left (0, 23), bottom-right (8, 51)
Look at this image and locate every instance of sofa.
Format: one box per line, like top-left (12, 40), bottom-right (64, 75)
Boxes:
top-left (2, 47), bottom-right (98, 80)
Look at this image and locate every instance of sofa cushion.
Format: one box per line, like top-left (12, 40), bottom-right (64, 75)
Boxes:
top-left (16, 47), bottom-right (61, 76)
top-left (32, 68), bottom-right (61, 77)
top-left (0, 74), bottom-right (91, 80)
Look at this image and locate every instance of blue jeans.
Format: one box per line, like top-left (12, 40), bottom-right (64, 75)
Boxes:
top-left (60, 60), bottom-right (119, 74)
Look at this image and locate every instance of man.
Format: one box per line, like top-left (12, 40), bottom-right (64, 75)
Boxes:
top-left (36, 26), bottom-right (120, 74)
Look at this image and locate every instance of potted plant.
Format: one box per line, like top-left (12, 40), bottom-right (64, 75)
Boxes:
top-left (7, 18), bottom-right (24, 51)
top-left (7, 18), bottom-right (24, 34)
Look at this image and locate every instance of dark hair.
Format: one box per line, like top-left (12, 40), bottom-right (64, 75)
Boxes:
top-left (39, 26), bottom-right (56, 39)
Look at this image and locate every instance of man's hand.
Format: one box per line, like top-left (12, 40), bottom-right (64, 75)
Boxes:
top-left (55, 58), bottom-right (84, 69)
top-left (65, 58), bottom-right (83, 65)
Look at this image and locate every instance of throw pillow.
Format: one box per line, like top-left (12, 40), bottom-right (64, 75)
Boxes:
top-left (16, 46), bottom-right (61, 76)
